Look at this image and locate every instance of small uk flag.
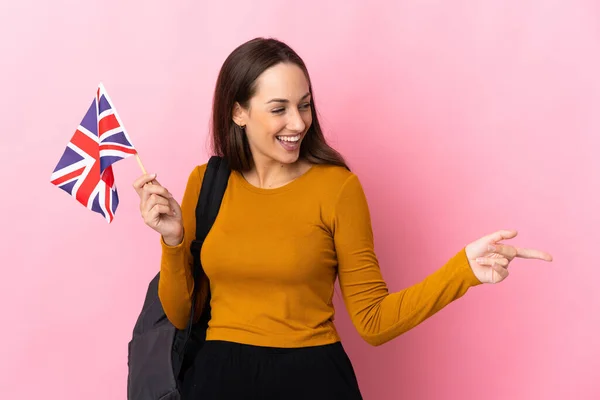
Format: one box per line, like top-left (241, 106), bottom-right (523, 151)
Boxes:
top-left (50, 83), bottom-right (137, 223)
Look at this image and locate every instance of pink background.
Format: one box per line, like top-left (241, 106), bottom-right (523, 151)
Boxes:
top-left (1, 0), bottom-right (598, 398)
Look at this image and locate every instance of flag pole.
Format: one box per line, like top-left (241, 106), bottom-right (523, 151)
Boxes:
top-left (134, 153), bottom-right (156, 186)
top-left (134, 153), bottom-right (156, 187)
top-left (135, 153), bottom-right (148, 175)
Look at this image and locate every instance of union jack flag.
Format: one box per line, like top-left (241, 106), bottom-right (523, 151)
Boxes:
top-left (50, 83), bottom-right (137, 223)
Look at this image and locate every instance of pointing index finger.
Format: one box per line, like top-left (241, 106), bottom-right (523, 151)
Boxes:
top-left (515, 247), bottom-right (553, 261)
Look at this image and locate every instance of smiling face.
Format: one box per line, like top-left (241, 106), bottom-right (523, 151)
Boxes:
top-left (233, 62), bottom-right (313, 168)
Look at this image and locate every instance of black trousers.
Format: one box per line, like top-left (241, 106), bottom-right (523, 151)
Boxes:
top-left (181, 340), bottom-right (363, 400)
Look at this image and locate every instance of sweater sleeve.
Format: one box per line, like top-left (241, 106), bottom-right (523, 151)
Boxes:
top-left (332, 174), bottom-right (482, 346)
top-left (158, 164), bottom-right (208, 330)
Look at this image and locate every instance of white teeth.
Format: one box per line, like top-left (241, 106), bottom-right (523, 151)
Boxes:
top-left (277, 135), bottom-right (300, 142)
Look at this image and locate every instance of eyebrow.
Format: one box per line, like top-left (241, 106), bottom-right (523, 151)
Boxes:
top-left (265, 92), bottom-right (311, 104)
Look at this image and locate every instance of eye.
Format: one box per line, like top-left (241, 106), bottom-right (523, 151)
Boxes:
top-left (299, 102), bottom-right (311, 110)
top-left (271, 107), bottom-right (285, 114)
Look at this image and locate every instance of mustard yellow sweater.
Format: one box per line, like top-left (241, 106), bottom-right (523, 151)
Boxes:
top-left (158, 163), bottom-right (481, 347)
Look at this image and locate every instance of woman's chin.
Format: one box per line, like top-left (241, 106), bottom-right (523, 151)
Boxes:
top-left (271, 145), bottom-right (301, 164)
top-left (274, 153), bottom-right (300, 165)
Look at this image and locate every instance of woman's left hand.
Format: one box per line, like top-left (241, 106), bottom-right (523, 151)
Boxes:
top-left (465, 230), bottom-right (553, 284)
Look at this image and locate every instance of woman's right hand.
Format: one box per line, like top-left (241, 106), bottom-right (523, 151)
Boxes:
top-left (133, 173), bottom-right (184, 246)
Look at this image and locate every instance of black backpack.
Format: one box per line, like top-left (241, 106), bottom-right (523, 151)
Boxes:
top-left (127, 156), bottom-right (231, 400)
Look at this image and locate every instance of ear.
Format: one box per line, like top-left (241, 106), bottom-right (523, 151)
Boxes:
top-left (232, 102), bottom-right (247, 127)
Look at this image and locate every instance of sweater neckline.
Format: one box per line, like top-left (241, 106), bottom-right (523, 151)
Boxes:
top-left (232, 164), bottom-right (317, 195)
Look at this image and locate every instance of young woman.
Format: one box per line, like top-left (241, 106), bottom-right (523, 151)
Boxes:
top-left (133, 37), bottom-right (553, 399)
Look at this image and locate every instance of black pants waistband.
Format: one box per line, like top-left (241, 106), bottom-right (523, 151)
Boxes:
top-left (181, 340), bottom-right (363, 400)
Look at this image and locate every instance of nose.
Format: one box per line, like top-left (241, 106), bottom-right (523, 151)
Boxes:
top-left (287, 109), bottom-right (306, 133)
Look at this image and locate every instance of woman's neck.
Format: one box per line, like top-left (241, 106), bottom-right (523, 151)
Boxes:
top-left (243, 158), bottom-right (310, 189)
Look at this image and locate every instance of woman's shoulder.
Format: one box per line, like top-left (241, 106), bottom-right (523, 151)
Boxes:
top-left (186, 163), bottom-right (209, 183)
top-left (309, 163), bottom-right (360, 191)
top-left (187, 156), bottom-right (230, 183)
top-left (308, 164), bottom-right (369, 215)
top-left (181, 162), bottom-right (213, 195)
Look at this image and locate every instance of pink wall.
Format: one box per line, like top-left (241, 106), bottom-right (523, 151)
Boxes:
top-left (2, 1), bottom-right (598, 398)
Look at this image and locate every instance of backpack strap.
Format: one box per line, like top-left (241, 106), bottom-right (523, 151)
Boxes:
top-left (173, 156), bottom-right (230, 378)
top-left (188, 156), bottom-right (230, 331)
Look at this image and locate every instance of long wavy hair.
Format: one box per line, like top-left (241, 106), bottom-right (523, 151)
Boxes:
top-left (210, 37), bottom-right (348, 171)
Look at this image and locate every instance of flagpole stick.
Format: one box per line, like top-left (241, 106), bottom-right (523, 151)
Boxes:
top-left (135, 153), bottom-right (155, 186)
top-left (135, 153), bottom-right (148, 175)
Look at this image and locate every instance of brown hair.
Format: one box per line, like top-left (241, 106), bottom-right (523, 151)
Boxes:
top-left (210, 37), bottom-right (349, 171)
